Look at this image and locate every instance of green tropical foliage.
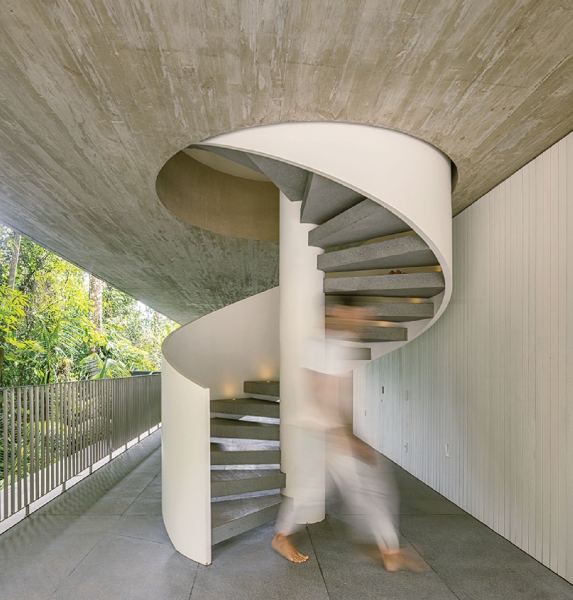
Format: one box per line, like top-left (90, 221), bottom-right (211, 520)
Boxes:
top-left (0, 225), bottom-right (176, 387)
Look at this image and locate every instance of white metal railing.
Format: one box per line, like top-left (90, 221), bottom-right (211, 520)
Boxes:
top-left (0, 374), bottom-right (161, 522)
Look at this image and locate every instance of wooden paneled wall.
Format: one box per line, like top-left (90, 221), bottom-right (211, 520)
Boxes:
top-left (354, 132), bottom-right (573, 583)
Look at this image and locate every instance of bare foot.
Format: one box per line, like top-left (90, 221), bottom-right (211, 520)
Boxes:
top-left (271, 533), bottom-right (309, 563)
top-left (381, 550), bottom-right (428, 573)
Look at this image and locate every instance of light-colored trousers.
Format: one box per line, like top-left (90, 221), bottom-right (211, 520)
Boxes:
top-left (276, 430), bottom-right (400, 553)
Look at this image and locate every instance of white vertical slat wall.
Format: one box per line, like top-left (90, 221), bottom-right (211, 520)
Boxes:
top-left (353, 131), bottom-right (573, 583)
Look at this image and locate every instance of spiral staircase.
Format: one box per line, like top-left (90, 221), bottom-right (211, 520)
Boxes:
top-left (161, 123), bottom-right (453, 565)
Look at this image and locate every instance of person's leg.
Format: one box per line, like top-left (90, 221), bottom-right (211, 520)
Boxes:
top-left (326, 447), bottom-right (399, 553)
top-left (326, 443), bottom-right (425, 571)
top-left (272, 496), bottom-right (309, 562)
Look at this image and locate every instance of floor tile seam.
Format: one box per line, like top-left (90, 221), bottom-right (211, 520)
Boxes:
top-left (306, 525), bottom-right (331, 599)
top-left (188, 558), bottom-right (200, 599)
top-left (112, 457), bottom-right (163, 518)
top-left (47, 519), bottom-right (123, 600)
top-left (106, 530), bottom-right (172, 548)
top-left (398, 528), bottom-right (463, 600)
top-left (41, 440), bottom-right (161, 566)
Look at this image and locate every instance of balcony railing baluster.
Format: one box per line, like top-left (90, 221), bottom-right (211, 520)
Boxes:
top-left (0, 374), bottom-right (161, 524)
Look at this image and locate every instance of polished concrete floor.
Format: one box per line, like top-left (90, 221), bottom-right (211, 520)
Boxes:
top-left (1, 430), bottom-right (572, 600)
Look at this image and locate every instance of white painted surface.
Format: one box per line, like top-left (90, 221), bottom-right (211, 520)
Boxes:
top-left (161, 287), bottom-right (280, 563)
top-left (354, 131), bottom-right (573, 584)
top-left (201, 122), bottom-right (453, 359)
top-left (163, 287), bottom-right (280, 399)
top-left (279, 192), bottom-right (325, 517)
top-left (161, 359), bottom-right (211, 565)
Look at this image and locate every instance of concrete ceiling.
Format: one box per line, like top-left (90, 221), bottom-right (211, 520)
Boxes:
top-left (0, 1), bottom-right (571, 323)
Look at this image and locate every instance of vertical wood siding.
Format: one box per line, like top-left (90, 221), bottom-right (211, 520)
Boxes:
top-left (354, 132), bottom-right (573, 583)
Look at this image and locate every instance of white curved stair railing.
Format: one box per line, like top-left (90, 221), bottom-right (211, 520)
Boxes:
top-left (162, 287), bottom-right (279, 565)
top-left (162, 123), bottom-right (452, 565)
top-left (198, 123), bottom-right (453, 360)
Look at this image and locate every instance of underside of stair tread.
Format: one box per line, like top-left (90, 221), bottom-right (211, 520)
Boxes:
top-left (243, 381), bottom-right (280, 398)
top-left (210, 398), bottom-right (280, 418)
top-left (324, 272), bottom-right (445, 298)
top-left (211, 418), bottom-right (280, 440)
top-left (247, 154), bottom-right (309, 203)
top-left (318, 234), bottom-right (437, 272)
top-left (309, 199), bottom-right (411, 249)
top-left (191, 145), bottom-right (265, 175)
top-left (301, 172), bottom-right (364, 224)
top-left (326, 300), bottom-right (434, 322)
top-left (211, 493), bottom-right (282, 528)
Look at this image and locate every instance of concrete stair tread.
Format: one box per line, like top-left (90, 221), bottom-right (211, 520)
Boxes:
top-left (324, 272), bottom-right (445, 298)
top-left (301, 172), bottom-right (364, 224)
top-left (243, 380), bottom-right (280, 398)
top-left (329, 325), bottom-right (408, 343)
top-left (211, 447), bottom-right (281, 465)
top-left (211, 418), bottom-right (280, 441)
top-left (191, 145), bottom-right (266, 175)
top-left (210, 398), bottom-right (280, 418)
top-left (326, 299), bottom-right (435, 322)
top-left (211, 469), bottom-right (285, 498)
top-left (247, 154), bottom-right (309, 203)
top-left (211, 493), bottom-right (282, 545)
top-left (211, 493), bottom-right (282, 528)
top-left (211, 468), bottom-right (283, 483)
top-left (211, 439), bottom-right (279, 451)
top-left (318, 234), bottom-right (437, 272)
top-left (309, 199), bottom-right (410, 249)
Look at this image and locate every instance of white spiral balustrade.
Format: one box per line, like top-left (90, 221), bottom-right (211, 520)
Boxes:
top-left (161, 123), bottom-right (452, 564)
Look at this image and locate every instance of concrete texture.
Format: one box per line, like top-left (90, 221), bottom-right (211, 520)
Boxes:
top-left (309, 199), bottom-right (412, 248)
top-left (329, 324), bottom-right (408, 343)
top-left (301, 172), bottom-right (364, 224)
top-left (247, 153), bottom-right (310, 204)
top-left (210, 398), bottom-right (280, 418)
top-left (0, 2), bottom-right (572, 323)
top-left (319, 234), bottom-right (438, 272)
top-left (326, 299), bottom-right (435, 322)
top-left (243, 381), bottom-right (280, 397)
top-left (210, 418), bottom-right (280, 441)
top-left (210, 447), bottom-right (281, 466)
top-left (210, 469), bottom-right (285, 498)
top-left (156, 151), bottom-right (279, 242)
top-left (324, 271), bottom-right (446, 298)
top-left (211, 493), bottom-right (281, 545)
top-left (1, 430), bottom-right (572, 600)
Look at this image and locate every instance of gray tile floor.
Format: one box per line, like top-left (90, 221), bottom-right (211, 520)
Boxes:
top-left (1, 430), bottom-right (572, 600)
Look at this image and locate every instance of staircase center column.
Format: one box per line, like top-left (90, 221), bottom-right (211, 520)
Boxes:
top-left (279, 191), bottom-right (326, 523)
